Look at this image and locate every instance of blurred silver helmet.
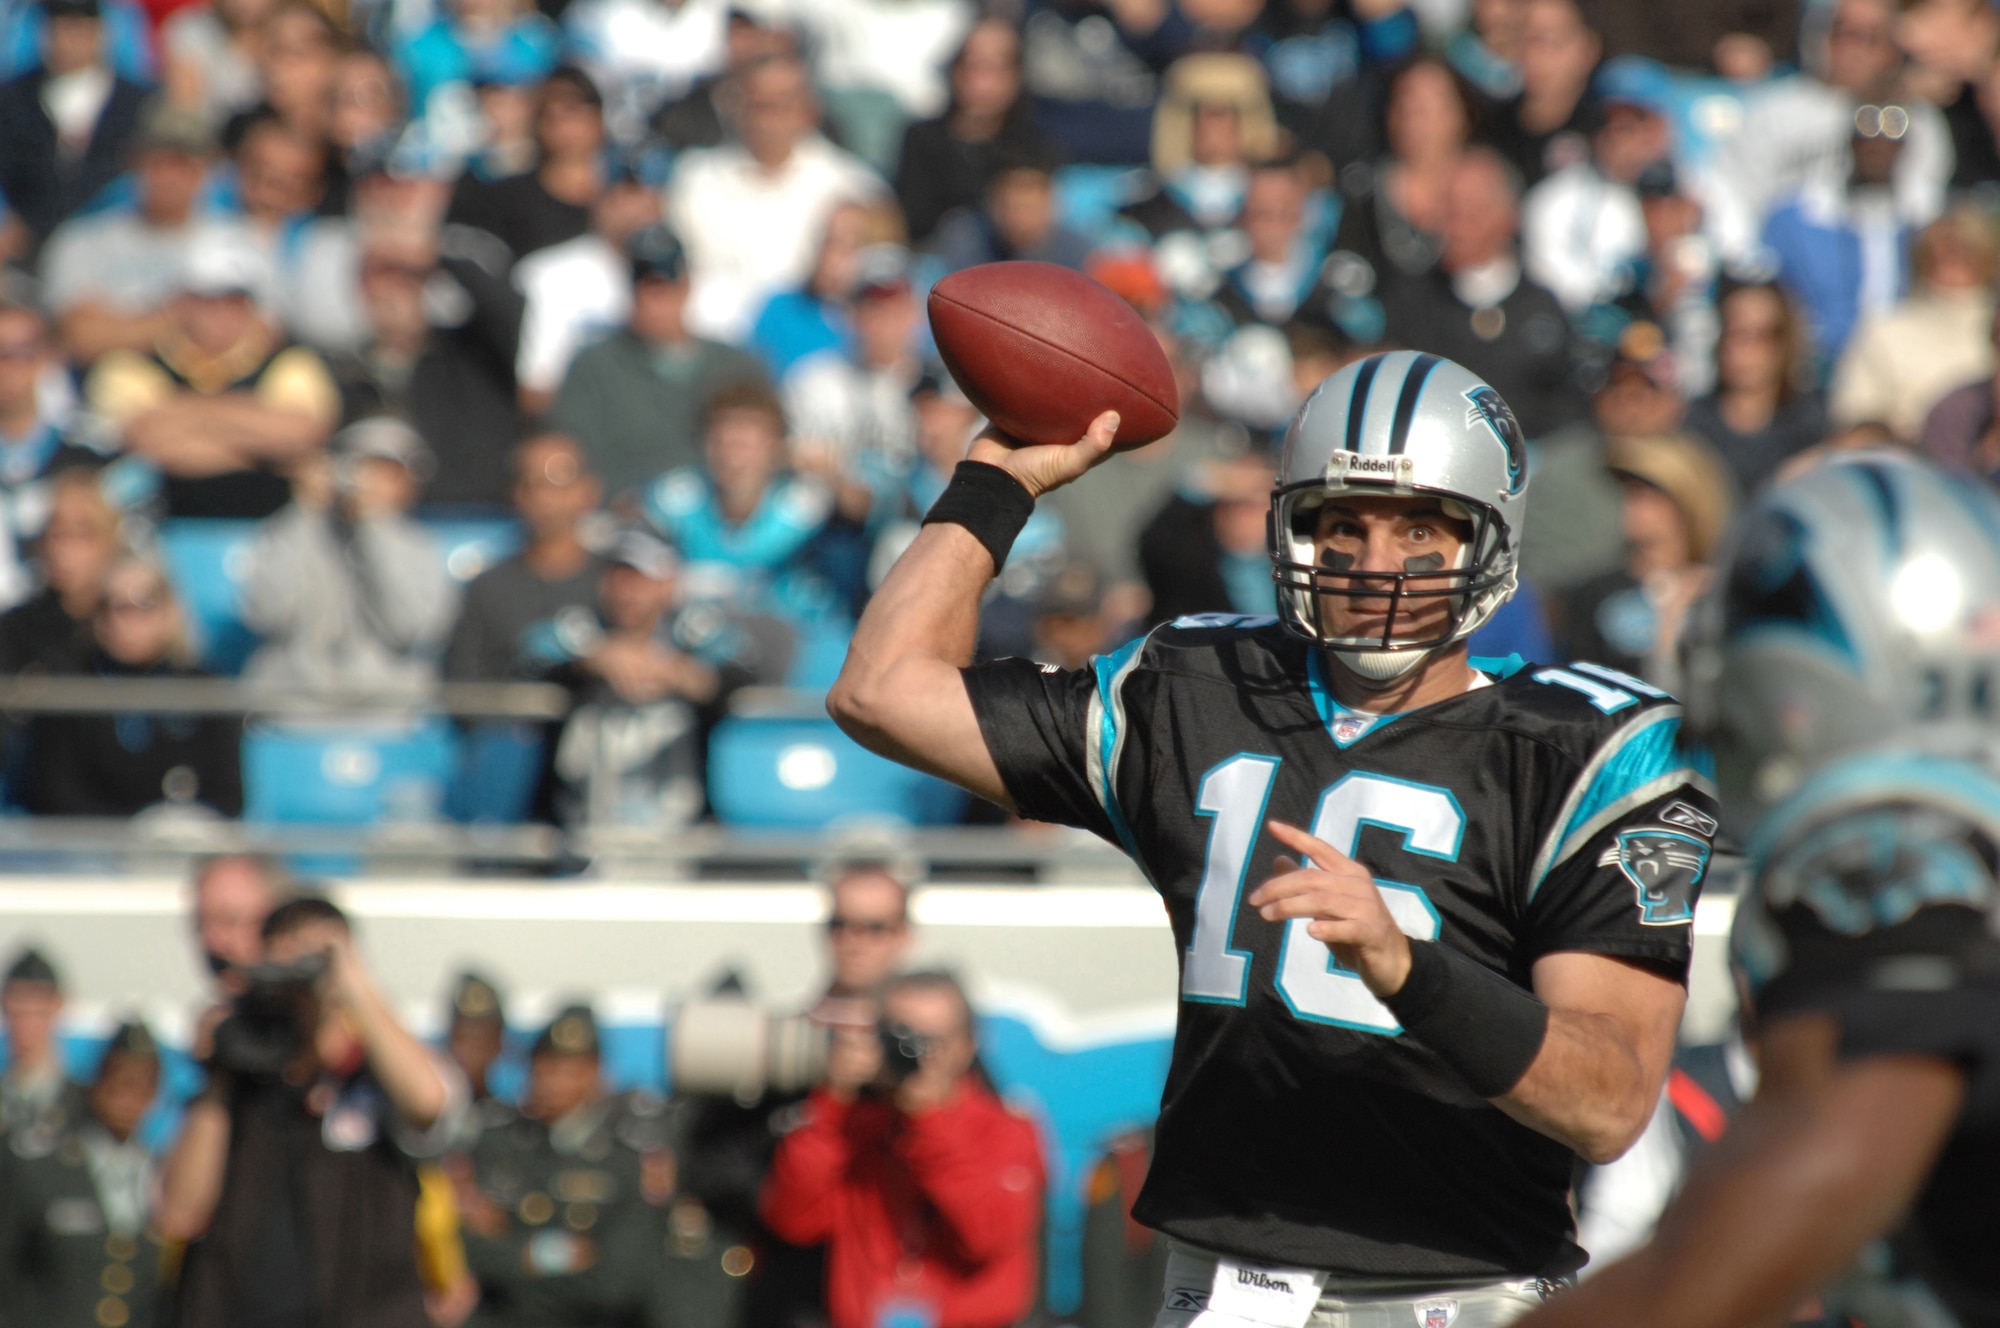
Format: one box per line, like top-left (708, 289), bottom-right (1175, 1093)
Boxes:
top-left (1683, 450), bottom-right (2000, 827)
top-left (1271, 350), bottom-right (1529, 682)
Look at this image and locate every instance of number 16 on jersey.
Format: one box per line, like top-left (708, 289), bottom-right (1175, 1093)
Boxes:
top-left (1183, 756), bottom-right (1465, 1035)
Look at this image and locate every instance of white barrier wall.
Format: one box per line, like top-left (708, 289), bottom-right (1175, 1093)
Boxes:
top-left (0, 877), bottom-right (1738, 1044)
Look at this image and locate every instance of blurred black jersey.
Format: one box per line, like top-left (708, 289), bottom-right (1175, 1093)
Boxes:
top-left (963, 615), bottom-right (1717, 1278)
top-left (1735, 752), bottom-right (2000, 1327)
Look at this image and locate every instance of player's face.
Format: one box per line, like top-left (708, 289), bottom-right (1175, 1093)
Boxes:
top-left (1311, 494), bottom-right (1473, 643)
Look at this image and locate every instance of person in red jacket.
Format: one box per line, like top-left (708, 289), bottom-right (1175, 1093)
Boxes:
top-left (761, 970), bottom-right (1045, 1328)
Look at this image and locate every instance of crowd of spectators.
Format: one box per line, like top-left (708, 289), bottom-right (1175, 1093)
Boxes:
top-left (0, 0), bottom-right (1993, 832)
top-left (0, 851), bottom-right (1052, 1328)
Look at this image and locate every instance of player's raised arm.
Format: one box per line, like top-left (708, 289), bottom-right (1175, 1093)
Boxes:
top-left (826, 411), bottom-right (1122, 807)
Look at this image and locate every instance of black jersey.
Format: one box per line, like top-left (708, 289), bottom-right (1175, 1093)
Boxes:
top-left (1733, 750), bottom-right (2000, 1328)
top-left (963, 616), bottom-right (1718, 1279)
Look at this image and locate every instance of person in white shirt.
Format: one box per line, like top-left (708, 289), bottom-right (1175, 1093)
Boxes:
top-left (667, 52), bottom-right (883, 343)
top-left (1521, 58), bottom-right (1671, 315)
top-left (561, 0), bottom-right (729, 146)
top-left (1704, 0), bottom-right (1952, 263)
top-left (512, 170), bottom-right (660, 414)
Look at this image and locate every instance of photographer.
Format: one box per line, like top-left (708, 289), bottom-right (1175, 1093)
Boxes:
top-left (760, 971), bottom-right (1044, 1328)
top-left (156, 896), bottom-right (464, 1328)
top-left (239, 416), bottom-right (456, 693)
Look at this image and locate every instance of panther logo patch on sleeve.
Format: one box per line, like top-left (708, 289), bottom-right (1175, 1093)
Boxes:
top-left (1598, 829), bottom-right (1710, 925)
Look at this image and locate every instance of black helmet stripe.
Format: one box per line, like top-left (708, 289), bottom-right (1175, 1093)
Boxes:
top-left (1386, 353), bottom-right (1440, 455)
top-left (1343, 354), bottom-right (1384, 453)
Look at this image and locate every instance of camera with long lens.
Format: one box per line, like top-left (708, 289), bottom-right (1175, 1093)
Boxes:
top-left (210, 952), bottom-right (330, 1079)
top-left (670, 1000), bottom-right (830, 1103)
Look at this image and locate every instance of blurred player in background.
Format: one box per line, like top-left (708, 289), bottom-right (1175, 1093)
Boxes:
top-left (831, 350), bottom-right (1718, 1323)
top-left (1519, 450), bottom-right (2000, 1328)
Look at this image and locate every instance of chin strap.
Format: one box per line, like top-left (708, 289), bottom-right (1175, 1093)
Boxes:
top-left (1332, 646), bottom-right (1433, 686)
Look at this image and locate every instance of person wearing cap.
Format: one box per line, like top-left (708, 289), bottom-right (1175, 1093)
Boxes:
top-left (40, 100), bottom-right (255, 367)
top-left (1707, 0), bottom-right (1950, 264)
top-left (0, 1018), bottom-right (168, 1328)
top-left (1556, 431), bottom-right (1734, 690)
top-left (1118, 54), bottom-right (1280, 249)
top-left (159, 895), bottom-right (464, 1328)
top-left (510, 172), bottom-right (663, 416)
top-left (0, 0), bottom-right (149, 251)
top-left (534, 526), bottom-right (763, 828)
top-left (783, 243), bottom-right (923, 501)
top-left (237, 415), bottom-right (456, 692)
top-left (0, 946), bottom-right (86, 1138)
top-left (456, 1001), bottom-right (675, 1328)
top-left (1520, 57), bottom-right (1673, 317)
top-left (444, 971), bottom-right (509, 1112)
top-left (547, 219), bottom-right (771, 498)
top-left (82, 228), bottom-right (341, 519)
top-left (667, 50), bottom-right (883, 343)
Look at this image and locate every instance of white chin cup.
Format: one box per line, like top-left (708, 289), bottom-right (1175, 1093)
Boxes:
top-left (1332, 646), bottom-right (1432, 685)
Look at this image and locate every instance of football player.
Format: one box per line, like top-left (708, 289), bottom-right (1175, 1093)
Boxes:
top-left (829, 350), bottom-right (1718, 1323)
top-left (1516, 451), bottom-right (2000, 1328)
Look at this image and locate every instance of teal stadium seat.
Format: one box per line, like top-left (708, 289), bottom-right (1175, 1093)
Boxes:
top-left (706, 715), bottom-right (966, 827)
top-left (155, 519), bottom-right (262, 674)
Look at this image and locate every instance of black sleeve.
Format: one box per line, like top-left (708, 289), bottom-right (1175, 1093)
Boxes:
top-left (1521, 784), bottom-right (1720, 978)
top-left (961, 656), bottom-right (1118, 843)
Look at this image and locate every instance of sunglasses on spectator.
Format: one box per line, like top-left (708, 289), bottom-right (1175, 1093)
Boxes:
top-left (1854, 104), bottom-right (1910, 141)
top-left (101, 594), bottom-right (165, 616)
top-left (826, 916), bottom-right (902, 936)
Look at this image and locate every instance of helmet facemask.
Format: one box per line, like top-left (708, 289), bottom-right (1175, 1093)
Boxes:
top-left (1268, 479), bottom-right (1518, 681)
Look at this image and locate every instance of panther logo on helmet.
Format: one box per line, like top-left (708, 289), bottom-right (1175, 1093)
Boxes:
top-left (1464, 386), bottom-right (1526, 496)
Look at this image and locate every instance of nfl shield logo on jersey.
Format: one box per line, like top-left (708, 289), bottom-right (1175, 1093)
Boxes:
top-left (1613, 829), bottom-right (1710, 925)
top-left (1415, 1299), bottom-right (1459, 1328)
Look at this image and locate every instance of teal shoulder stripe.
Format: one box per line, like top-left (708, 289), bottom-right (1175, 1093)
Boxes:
top-left (1529, 707), bottom-right (1712, 897)
top-left (1090, 633), bottom-right (1150, 858)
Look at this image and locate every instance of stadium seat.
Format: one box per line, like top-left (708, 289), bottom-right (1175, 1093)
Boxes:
top-left (707, 715), bottom-right (965, 828)
top-left (423, 516), bottom-right (523, 585)
top-left (242, 719), bottom-right (458, 825)
top-left (156, 519), bottom-right (263, 674)
top-left (783, 617), bottom-right (854, 690)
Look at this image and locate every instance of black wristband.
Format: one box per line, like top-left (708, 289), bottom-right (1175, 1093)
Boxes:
top-left (1383, 941), bottom-right (1550, 1098)
top-left (921, 460), bottom-right (1035, 571)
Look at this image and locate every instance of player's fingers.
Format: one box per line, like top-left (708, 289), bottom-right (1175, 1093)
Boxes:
top-left (1255, 890), bottom-right (1362, 922)
top-left (1305, 919), bottom-right (1373, 946)
top-left (1267, 820), bottom-right (1363, 874)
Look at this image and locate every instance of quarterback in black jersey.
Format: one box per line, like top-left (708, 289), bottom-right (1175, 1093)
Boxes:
top-left (1520, 452), bottom-right (2000, 1328)
top-left (831, 351), bottom-right (1716, 1320)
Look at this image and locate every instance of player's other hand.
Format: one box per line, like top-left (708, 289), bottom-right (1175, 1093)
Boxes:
top-left (1251, 820), bottom-right (1413, 999)
top-left (967, 410), bottom-right (1120, 499)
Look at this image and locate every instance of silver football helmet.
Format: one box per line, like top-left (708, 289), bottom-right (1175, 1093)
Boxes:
top-left (1683, 450), bottom-right (2000, 826)
top-left (1271, 350), bottom-right (1529, 682)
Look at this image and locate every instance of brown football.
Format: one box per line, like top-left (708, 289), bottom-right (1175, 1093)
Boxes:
top-left (927, 261), bottom-right (1179, 451)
